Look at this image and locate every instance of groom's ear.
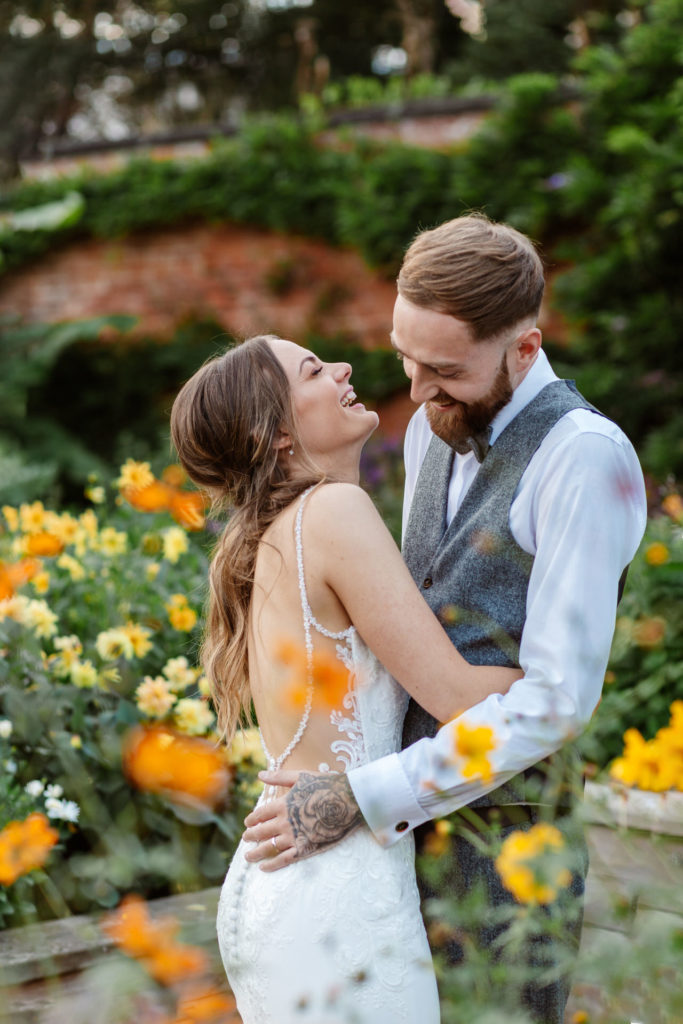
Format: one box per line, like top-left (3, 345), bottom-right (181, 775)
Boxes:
top-left (512, 327), bottom-right (542, 368)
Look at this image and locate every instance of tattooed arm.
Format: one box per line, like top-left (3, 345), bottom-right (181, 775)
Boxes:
top-left (243, 770), bottom-right (363, 872)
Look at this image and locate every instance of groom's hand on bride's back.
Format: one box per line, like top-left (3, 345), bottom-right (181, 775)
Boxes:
top-left (242, 770), bottom-right (363, 872)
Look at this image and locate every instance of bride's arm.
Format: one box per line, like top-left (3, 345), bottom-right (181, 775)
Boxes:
top-left (306, 482), bottom-right (521, 722)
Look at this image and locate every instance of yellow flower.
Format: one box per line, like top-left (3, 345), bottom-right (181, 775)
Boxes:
top-left (56, 554), bottom-right (86, 581)
top-left (19, 501), bottom-right (47, 535)
top-left (145, 561), bottom-right (161, 582)
top-left (79, 509), bottom-right (99, 539)
top-left (116, 459), bottom-right (155, 492)
top-left (197, 674), bottom-right (211, 698)
top-left (1, 506), bottom-right (19, 532)
top-left (645, 542), bottom-right (669, 566)
top-left (225, 727), bottom-right (266, 767)
top-left (609, 702), bottom-right (683, 792)
top-left (495, 823), bottom-right (571, 905)
top-left (50, 513), bottom-right (80, 546)
top-left (31, 571), bottom-right (50, 595)
top-left (96, 628), bottom-right (135, 661)
top-left (97, 527), bottom-right (128, 557)
top-left (162, 656), bottom-right (199, 692)
top-left (85, 485), bottom-right (105, 504)
top-left (452, 721), bottom-right (496, 782)
top-left (165, 595), bottom-right (198, 632)
top-left (661, 493), bottom-right (683, 521)
top-left (162, 526), bottom-right (189, 564)
top-left (70, 659), bottom-right (98, 689)
top-left (24, 599), bottom-right (58, 639)
top-left (50, 636), bottom-right (84, 678)
top-left (121, 621), bottom-right (154, 658)
top-left (174, 697), bottom-right (215, 735)
top-left (136, 676), bottom-right (176, 717)
top-left (70, 734), bottom-right (82, 749)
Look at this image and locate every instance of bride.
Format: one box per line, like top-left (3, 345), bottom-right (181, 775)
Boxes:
top-left (170, 335), bottom-right (520, 1024)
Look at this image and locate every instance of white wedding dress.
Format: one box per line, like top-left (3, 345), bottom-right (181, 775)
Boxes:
top-left (216, 490), bottom-right (440, 1024)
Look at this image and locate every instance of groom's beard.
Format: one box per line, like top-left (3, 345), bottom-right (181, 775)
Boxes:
top-left (425, 355), bottom-right (513, 452)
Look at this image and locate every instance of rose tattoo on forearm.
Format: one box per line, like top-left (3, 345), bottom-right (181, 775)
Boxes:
top-left (286, 772), bottom-right (363, 857)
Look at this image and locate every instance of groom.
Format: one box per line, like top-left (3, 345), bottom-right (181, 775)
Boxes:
top-left (243, 214), bottom-right (646, 1021)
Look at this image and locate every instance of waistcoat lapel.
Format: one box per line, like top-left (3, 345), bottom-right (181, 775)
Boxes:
top-left (402, 434), bottom-right (454, 581)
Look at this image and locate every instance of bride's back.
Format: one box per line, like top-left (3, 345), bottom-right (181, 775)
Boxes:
top-left (248, 492), bottom-right (357, 775)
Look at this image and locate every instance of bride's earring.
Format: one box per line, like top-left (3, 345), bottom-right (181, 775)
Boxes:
top-left (288, 446), bottom-right (294, 456)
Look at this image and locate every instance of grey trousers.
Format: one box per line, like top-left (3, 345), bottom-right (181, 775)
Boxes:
top-left (415, 806), bottom-right (588, 1024)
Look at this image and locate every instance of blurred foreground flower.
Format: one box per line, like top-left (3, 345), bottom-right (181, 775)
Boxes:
top-left (102, 893), bottom-right (208, 985)
top-left (0, 813), bottom-right (59, 885)
top-left (0, 557), bottom-right (42, 600)
top-left (118, 459), bottom-right (206, 531)
top-left (276, 637), bottom-right (350, 710)
top-left (451, 721), bottom-right (496, 782)
top-left (609, 700), bottom-right (683, 792)
top-left (123, 724), bottom-right (230, 810)
top-left (495, 822), bottom-right (571, 905)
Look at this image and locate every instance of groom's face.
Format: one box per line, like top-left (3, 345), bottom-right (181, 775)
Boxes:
top-left (391, 294), bottom-right (531, 448)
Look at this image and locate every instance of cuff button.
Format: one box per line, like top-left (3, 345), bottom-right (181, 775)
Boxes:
top-left (395, 821), bottom-right (409, 832)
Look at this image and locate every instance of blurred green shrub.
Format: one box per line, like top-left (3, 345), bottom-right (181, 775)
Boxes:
top-left (580, 495), bottom-right (683, 769)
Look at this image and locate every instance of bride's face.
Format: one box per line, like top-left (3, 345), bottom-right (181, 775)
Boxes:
top-left (268, 338), bottom-right (379, 462)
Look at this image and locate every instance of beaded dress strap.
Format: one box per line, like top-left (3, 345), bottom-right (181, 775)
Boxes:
top-left (259, 485), bottom-right (350, 778)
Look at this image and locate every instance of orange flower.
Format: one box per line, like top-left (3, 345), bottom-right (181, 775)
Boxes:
top-left (162, 464), bottom-right (187, 487)
top-left (0, 558), bottom-right (42, 600)
top-left (123, 725), bottom-right (230, 809)
top-left (277, 639), bottom-right (350, 711)
top-left (123, 480), bottom-right (173, 513)
top-left (23, 532), bottom-right (65, 557)
top-left (0, 813), bottom-right (59, 886)
top-left (177, 982), bottom-right (238, 1021)
top-left (661, 493), bottom-right (683, 521)
top-left (148, 943), bottom-right (209, 985)
top-left (102, 894), bottom-right (179, 958)
top-left (644, 542), bottom-right (669, 566)
top-left (169, 490), bottom-right (206, 531)
top-left (632, 616), bottom-right (667, 648)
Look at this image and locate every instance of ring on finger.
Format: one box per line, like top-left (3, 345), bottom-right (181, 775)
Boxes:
top-left (270, 836), bottom-right (280, 854)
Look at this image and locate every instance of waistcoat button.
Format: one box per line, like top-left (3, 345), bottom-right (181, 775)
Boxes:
top-left (423, 577), bottom-right (433, 589)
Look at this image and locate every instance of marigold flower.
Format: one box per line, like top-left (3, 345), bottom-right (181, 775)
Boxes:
top-left (31, 571), bottom-right (50, 595)
top-left (0, 813), bottom-right (59, 886)
top-left (136, 676), bottom-right (177, 717)
top-left (147, 943), bottom-right (208, 985)
top-left (97, 527), bottom-right (128, 557)
top-left (168, 606), bottom-right (198, 632)
top-left (162, 464), bottom-right (186, 487)
top-left (162, 656), bottom-right (200, 692)
top-left (116, 459), bottom-right (155, 493)
top-left (163, 526), bottom-right (190, 564)
top-left (123, 724), bottom-right (230, 809)
top-left (122, 480), bottom-right (173, 513)
top-left (661, 493), bottom-right (683, 521)
top-left (174, 697), bottom-right (215, 736)
top-left (122, 621), bottom-right (154, 658)
top-left (19, 501), bottom-right (47, 534)
top-left (644, 542), bottom-right (669, 566)
top-left (277, 638), bottom-right (351, 711)
top-left (23, 531), bottom-right (64, 558)
top-left (169, 490), bottom-right (205, 531)
top-left (102, 894), bottom-right (179, 959)
top-left (176, 982), bottom-right (237, 1021)
top-left (0, 557), bottom-right (43, 600)
top-left (70, 659), bottom-right (98, 689)
top-left (495, 822), bottom-right (571, 905)
top-left (1, 506), bottom-right (19, 532)
top-left (632, 615), bottom-right (666, 648)
top-left (96, 628), bottom-right (135, 661)
top-left (609, 702), bottom-right (683, 792)
top-left (451, 721), bottom-right (496, 782)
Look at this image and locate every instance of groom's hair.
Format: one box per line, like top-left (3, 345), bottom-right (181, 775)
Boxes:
top-left (397, 213), bottom-right (545, 342)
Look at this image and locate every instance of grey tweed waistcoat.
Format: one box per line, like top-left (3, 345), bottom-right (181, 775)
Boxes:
top-left (401, 379), bottom-right (600, 808)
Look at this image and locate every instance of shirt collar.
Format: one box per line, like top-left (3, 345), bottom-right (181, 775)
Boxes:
top-left (488, 348), bottom-right (557, 445)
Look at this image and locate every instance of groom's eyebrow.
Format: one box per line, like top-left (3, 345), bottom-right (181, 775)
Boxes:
top-left (389, 333), bottom-right (464, 373)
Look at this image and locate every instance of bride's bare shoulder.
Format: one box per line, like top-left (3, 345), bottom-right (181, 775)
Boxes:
top-left (305, 482), bottom-right (387, 542)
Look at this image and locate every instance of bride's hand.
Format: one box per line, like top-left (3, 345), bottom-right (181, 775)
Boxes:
top-left (242, 770), bottom-right (363, 872)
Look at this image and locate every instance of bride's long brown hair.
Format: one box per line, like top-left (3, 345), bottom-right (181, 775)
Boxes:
top-left (170, 336), bottom-right (321, 743)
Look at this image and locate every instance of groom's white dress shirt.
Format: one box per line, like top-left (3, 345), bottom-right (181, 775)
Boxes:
top-left (348, 349), bottom-right (647, 846)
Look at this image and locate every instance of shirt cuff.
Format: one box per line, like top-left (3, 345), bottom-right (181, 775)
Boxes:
top-left (347, 752), bottom-right (431, 847)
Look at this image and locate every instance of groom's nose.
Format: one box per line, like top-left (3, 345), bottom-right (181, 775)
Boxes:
top-left (407, 362), bottom-right (440, 403)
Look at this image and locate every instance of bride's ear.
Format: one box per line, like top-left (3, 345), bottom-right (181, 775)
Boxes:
top-left (272, 428), bottom-right (293, 453)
